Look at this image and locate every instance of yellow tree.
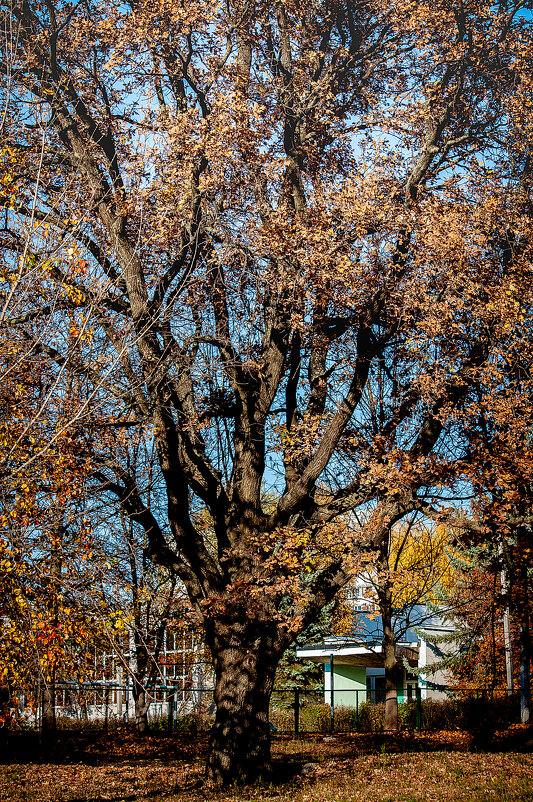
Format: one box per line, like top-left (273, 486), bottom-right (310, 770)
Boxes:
top-left (363, 517), bottom-right (456, 730)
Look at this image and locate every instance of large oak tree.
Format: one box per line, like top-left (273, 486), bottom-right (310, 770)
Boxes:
top-left (2, 0), bottom-right (533, 782)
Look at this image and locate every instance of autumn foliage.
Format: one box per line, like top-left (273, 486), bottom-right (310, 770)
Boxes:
top-left (1, 0), bottom-right (533, 783)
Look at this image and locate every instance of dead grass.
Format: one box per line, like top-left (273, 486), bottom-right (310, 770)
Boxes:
top-left (0, 727), bottom-right (532, 802)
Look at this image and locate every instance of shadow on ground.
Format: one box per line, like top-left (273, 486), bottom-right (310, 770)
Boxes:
top-left (0, 729), bottom-right (209, 767)
top-left (1, 724), bottom-right (532, 774)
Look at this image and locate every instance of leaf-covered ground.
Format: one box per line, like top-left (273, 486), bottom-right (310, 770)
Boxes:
top-left (1, 727), bottom-right (532, 801)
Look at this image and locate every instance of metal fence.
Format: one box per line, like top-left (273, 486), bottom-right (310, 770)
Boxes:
top-left (269, 686), bottom-right (522, 737)
top-left (7, 682), bottom-right (522, 738)
top-left (10, 681), bottom-right (215, 732)
top-left (271, 686), bottom-right (428, 735)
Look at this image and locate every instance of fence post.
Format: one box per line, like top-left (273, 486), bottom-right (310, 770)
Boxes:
top-left (329, 653), bottom-right (334, 733)
top-left (167, 691), bottom-right (174, 734)
top-left (294, 689), bottom-right (300, 740)
top-left (117, 667), bottom-right (123, 718)
top-left (416, 687), bottom-right (422, 731)
top-left (104, 684), bottom-right (109, 732)
top-left (355, 690), bottom-right (359, 732)
top-left (36, 678), bottom-right (41, 733)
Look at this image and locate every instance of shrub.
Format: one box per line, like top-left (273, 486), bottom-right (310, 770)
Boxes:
top-left (269, 692), bottom-right (521, 737)
top-left (397, 700), bottom-right (417, 730)
top-left (171, 712), bottom-right (213, 733)
top-left (357, 701), bottom-right (384, 732)
top-left (401, 694), bottom-right (520, 733)
top-left (300, 702), bottom-right (331, 733)
top-left (268, 708), bottom-right (293, 733)
top-left (333, 705), bottom-right (361, 733)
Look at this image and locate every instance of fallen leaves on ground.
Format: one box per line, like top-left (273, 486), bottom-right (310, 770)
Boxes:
top-left (1, 728), bottom-right (532, 801)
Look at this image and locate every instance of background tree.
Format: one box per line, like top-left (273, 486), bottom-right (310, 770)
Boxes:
top-left (2, 0), bottom-right (533, 782)
top-left (376, 518), bottom-right (454, 731)
top-left (0, 327), bottom-right (103, 729)
top-left (445, 310), bottom-right (533, 719)
top-left (91, 505), bottom-right (198, 735)
top-left (340, 515), bottom-right (455, 730)
top-left (445, 548), bottom-right (513, 692)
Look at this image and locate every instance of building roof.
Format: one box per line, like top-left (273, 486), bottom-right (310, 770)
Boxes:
top-left (354, 605), bottom-right (455, 644)
top-left (295, 605), bottom-right (455, 667)
top-left (295, 641), bottom-right (420, 668)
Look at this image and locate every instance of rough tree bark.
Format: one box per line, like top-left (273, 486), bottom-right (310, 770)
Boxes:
top-left (205, 620), bottom-right (284, 783)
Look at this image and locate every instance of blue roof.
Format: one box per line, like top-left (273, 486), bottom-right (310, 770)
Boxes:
top-left (353, 605), bottom-right (453, 645)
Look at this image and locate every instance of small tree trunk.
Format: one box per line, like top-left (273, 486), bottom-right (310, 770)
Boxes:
top-left (383, 627), bottom-right (399, 731)
top-left (377, 555), bottom-right (398, 732)
top-left (206, 628), bottom-right (280, 785)
top-left (42, 512), bottom-right (62, 736)
top-left (132, 682), bottom-right (150, 734)
top-left (499, 542), bottom-right (514, 695)
top-left (517, 531), bottom-right (531, 724)
top-left (41, 680), bottom-right (56, 734)
top-left (519, 606), bottom-right (531, 724)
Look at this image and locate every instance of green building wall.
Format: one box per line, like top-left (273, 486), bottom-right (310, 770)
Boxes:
top-left (326, 663), bottom-right (367, 707)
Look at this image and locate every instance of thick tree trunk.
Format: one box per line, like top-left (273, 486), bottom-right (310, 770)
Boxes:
top-left (206, 629), bottom-right (280, 785)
